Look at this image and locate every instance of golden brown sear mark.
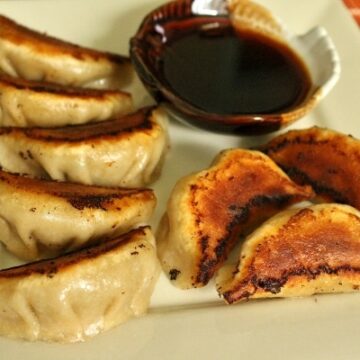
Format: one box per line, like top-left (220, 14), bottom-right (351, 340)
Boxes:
top-left (158, 149), bottom-right (313, 289)
top-left (191, 151), bottom-right (313, 285)
top-left (0, 169), bottom-right (154, 210)
top-left (217, 204), bottom-right (360, 304)
top-left (0, 227), bottom-right (148, 279)
top-left (0, 107), bottom-right (156, 143)
top-left (0, 14), bottom-right (128, 63)
top-left (262, 127), bottom-right (360, 209)
top-left (0, 74), bottom-right (130, 98)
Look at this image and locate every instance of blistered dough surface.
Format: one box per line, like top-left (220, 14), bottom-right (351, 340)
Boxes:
top-left (0, 107), bottom-right (169, 188)
top-left (217, 204), bottom-right (360, 304)
top-left (158, 149), bottom-right (313, 289)
top-left (0, 227), bottom-right (160, 342)
top-left (0, 170), bottom-right (156, 260)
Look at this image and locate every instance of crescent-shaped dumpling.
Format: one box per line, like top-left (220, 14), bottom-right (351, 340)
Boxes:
top-left (0, 14), bottom-right (133, 89)
top-left (157, 149), bottom-right (313, 289)
top-left (0, 76), bottom-right (133, 127)
top-left (216, 204), bottom-right (360, 304)
top-left (262, 127), bottom-right (360, 209)
top-left (0, 170), bottom-right (156, 260)
top-left (0, 226), bottom-right (160, 343)
top-left (0, 106), bottom-right (169, 188)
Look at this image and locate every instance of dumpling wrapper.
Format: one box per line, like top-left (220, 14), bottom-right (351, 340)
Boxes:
top-left (0, 170), bottom-right (156, 260)
top-left (217, 204), bottom-right (360, 304)
top-left (0, 106), bottom-right (169, 188)
top-left (262, 126), bottom-right (360, 209)
top-left (0, 76), bottom-right (133, 127)
top-left (0, 226), bottom-right (160, 343)
top-left (0, 14), bottom-right (133, 89)
top-left (158, 149), bottom-right (313, 289)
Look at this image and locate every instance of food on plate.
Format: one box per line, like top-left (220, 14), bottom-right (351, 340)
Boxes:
top-left (0, 75), bottom-right (133, 127)
top-left (157, 149), bottom-right (313, 289)
top-left (262, 127), bottom-right (360, 209)
top-left (216, 204), bottom-right (360, 304)
top-left (0, 14), bottom-right (133, 89)
top-left (0, 106), bottom-right (169, 187)
top-left (0, 169), bottom-right (156, 260)
top-left (0, 226), bottom-right (160, 343)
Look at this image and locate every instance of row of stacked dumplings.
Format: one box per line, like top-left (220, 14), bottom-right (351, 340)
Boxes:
top-left (0, 15), bottom-right (169, 342)
top-left (1, 13), bottom-right (360, 345)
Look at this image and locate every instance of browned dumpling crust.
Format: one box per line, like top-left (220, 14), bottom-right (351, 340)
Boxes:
top-left (0, 14), bottom-right (133, 89)
top-left (0, 227), bottom-right (160, 343)
top-left (0, 170), bottom-right (156, 260)
top-left (0, 106), bottom-right (169, 188)
top-left (0, 75), bottom-right (133, 127)
top-left (158, 149), bottom-right (313, 289)
top-left (262, 127), bottom-right (360, 209)
top-left (217, 204), bottom-right (360, 304)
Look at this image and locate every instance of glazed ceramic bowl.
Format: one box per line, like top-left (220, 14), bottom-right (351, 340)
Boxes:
top-left (130, 0), bottom-right (340, 135)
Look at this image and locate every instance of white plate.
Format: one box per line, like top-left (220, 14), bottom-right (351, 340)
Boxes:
top-left (0, 0), bottom-right (360, 359)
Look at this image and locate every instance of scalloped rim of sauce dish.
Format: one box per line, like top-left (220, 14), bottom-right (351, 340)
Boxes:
top-left (130, 0), bottom-right (340, 135)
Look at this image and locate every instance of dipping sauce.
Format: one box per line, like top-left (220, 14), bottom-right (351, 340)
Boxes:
top-left (159, 19), bottom-right (312, 115)
top-left (130, 1), bottom-right (322, 135)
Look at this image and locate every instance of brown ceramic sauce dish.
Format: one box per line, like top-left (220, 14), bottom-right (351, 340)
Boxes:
top-left (130, 0), bottom-right (340, 135)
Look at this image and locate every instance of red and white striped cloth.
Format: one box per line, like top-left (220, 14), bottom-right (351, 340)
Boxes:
top-left (343, 0), bottom-right (360, 25)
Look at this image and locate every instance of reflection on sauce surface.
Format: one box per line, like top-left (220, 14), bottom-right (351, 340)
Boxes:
top-left (159, 19), bottom-right (312, 115)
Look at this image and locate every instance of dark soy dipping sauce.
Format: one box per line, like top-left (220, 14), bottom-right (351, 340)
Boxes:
top-left (159, 19), bottom-right (312, 115)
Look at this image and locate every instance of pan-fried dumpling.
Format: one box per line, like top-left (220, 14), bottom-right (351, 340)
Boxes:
top-left (0, 75), bottom-right (133, 127)
top-left (0, 14), bottom-right (133, 89)
top-left (262, 127), bottom-right (360, 209)
top-left (0, 226), bottom-right (160, 343)
top-left (0, 106), bottom-right (169, 188)
top-left (0, 170), bottom-right (156, 260)
top-left (216, 204), bottom-right (360, 304)
top-left (158, 149), bottom-right (313, 289)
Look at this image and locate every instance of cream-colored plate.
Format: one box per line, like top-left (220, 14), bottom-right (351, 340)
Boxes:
top-left (0, 0), bottom-right (360, 358)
